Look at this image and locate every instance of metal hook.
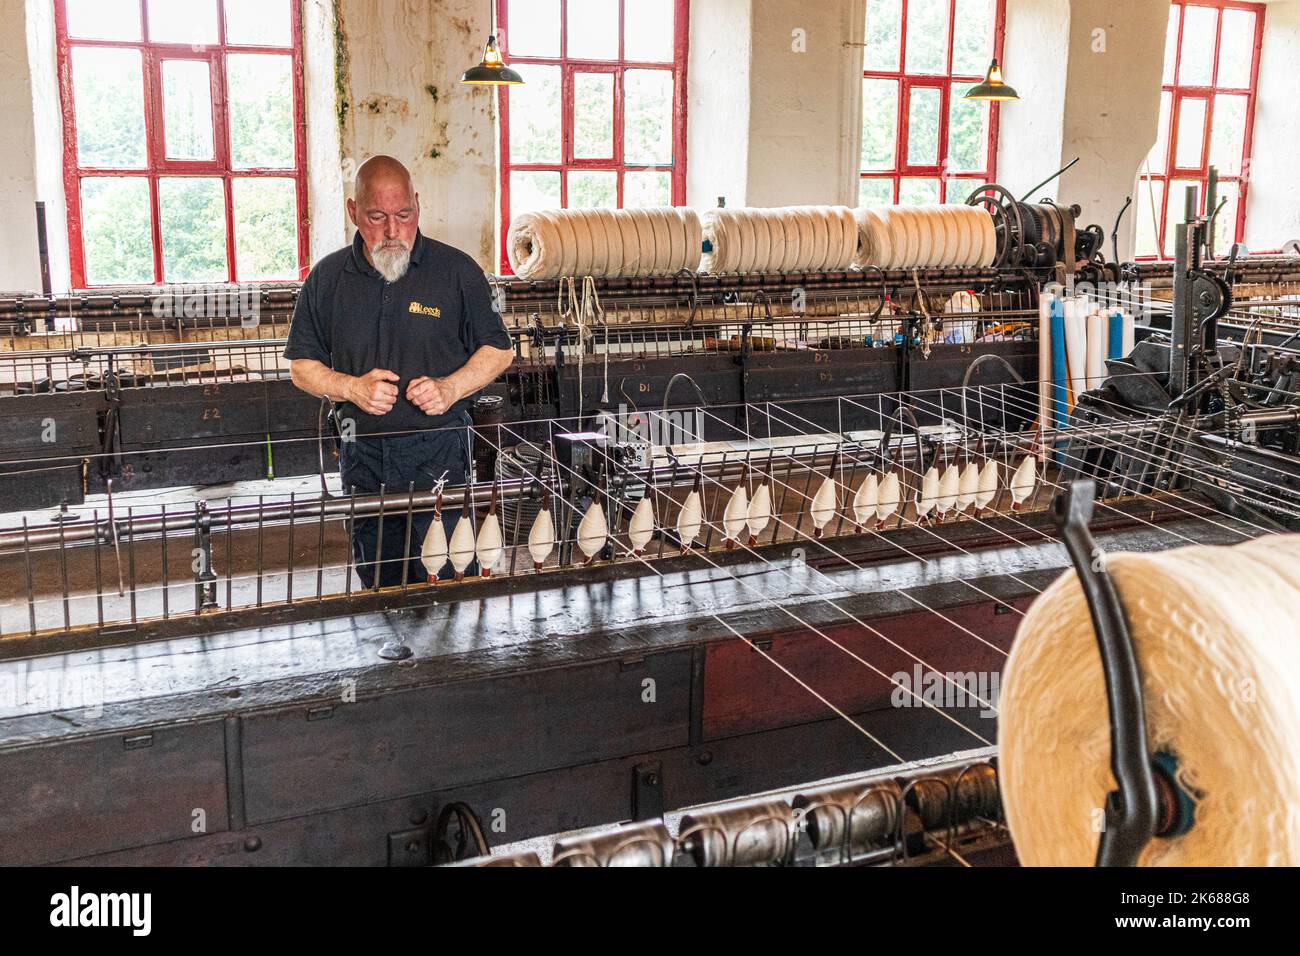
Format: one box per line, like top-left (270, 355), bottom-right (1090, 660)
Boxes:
top-left (1052, 479), bottom-right (1158, 867)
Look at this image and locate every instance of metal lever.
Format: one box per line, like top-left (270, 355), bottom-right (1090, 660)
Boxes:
top-left (1052, 480), bottom-right (1158, 867)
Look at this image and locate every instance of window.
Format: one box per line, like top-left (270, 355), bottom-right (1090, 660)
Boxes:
top-left (1136, 1), bottom-right (1264, 258)
top-left (859, 0), bottom-right (1005, 207)
top-left (56, 0), bottom-right (307, 287)
top-left (497, 0), bottom-right (689, 272)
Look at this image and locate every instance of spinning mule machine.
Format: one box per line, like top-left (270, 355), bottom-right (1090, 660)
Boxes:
top-left (1, 187), bottom-right (1299, 867)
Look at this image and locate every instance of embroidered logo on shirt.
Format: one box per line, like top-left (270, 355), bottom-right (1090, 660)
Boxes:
top-left (408, 301), bottom-right (442, 318)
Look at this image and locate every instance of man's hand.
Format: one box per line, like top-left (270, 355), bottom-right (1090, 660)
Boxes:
top-left (347, 368), bottom-right (400, 415)
top-left (406, 376), bottom-right (460, 417)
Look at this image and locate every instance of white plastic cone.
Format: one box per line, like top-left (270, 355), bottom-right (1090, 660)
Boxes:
top-left (810, 473), bottom-right (839, 537)
top-left (936, 464), bottom-right (960, 517)
top-left (746, 481), bottom-right (772, 545)
top-left (475, 512), bottom-right (503, 577)
top-left (677, 489), bottom-right (703, 552)
top-left (917, 466), bottom-right (940, 520)
top-left (722, 484), bottom-right (749, 548)
top-left (420, 516), bottom-right (448, 582)
top-left (527, 506), bottom-right (555, 570)
top-left (1010, 454), bottom-right (1038, 510)
top-left (577, 500), bottom-right (608, 562)
top-left (975, 459), bottom-right (999, 514)
top-left (448, 514), bottom-right (476, 579)
top-left (628, 496), bottom-right (655, 555)
top-left (876, 471), bottom-right (901, 527)
top-left (852, 473), bottom-right (878, 530)
top-left (957, 462), bottom-right (979, 513)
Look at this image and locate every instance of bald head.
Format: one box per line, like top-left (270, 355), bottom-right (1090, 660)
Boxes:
top-left (348, 155), bottom-right (420, 282)
top-left (354, 155), bottom-right (415, 207)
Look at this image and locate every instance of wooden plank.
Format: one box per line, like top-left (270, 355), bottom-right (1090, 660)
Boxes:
top-left (701, 597), bottom-right (1030, 741)
top-left (239, 650), bottom-right (694, 825)
top-left (0, 719), bottom-right (228, 866)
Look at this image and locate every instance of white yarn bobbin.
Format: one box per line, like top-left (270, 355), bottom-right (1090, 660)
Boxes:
top-left (1000, 532), bottom-right (1300, 866)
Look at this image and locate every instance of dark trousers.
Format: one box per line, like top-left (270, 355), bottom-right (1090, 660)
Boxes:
top-left (339, 419), bottom-right (472, 588)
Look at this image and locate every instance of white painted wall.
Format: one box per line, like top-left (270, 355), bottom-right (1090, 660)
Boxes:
top-left (745, 0), bottom-right (863, 207)
top-left (686, 0), bottom-right (753, 208)
top-left (1245, 0), bottom-right (1300, 250)
top-left (997, 0), bottom-right (1070, 201)
top-left (335, 0), bottom-right (497, 269)
top-left (685, 0), bottom-right (863, 209)
top-left (1061, 0), bottom-right (1169, 261)
top-left (3, 0), bottom-right (1297, 290)
top-left (998, 0), bottom-right (1169, 260)
top-left (303, 0), bottom-right (347, 265)
top-left (0, 0), bottom-right (43, 292)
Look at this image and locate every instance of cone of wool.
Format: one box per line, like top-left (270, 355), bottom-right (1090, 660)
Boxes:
top-left (999, 532), bottom-right (1300, 866)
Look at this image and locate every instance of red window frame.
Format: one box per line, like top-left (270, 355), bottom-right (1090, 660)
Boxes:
top-left (496, 0), bottom-right (690, 273)
top-left (55, 0), bottom-right (309, 288)
top-left (1138, 0), bottom-right (1264, 259)
top-left (860, 0), bottom-right (1006, 205)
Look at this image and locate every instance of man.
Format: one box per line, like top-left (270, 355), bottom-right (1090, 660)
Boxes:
top-left (285, 155), bottom-right (513, 587)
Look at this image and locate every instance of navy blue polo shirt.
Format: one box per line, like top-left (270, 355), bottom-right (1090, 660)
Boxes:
top-left (284, 230), bottom-right (511, 434)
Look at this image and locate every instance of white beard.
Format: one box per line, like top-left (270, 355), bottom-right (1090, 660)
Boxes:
top-left (371, 241), bottom-right (411, 283)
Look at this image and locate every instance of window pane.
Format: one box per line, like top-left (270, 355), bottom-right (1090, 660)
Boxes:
top-left (864, 0), bottom-right (902, 72)
top-left (1217, 9), bottom-right (1256, 89)
top-left (947, 85), bottom-right (988, 172)
top-left (1167, 178), bottom-right (1201, 239)
top-left (945, 177), bottom-right (984, 204)
top-left (228, 54), bottom-right (295, 168)
top-left (147, 0), bottom-right (218, 45)
top-left (899, 178), bottom-right (940, 204)
top-left (951, 0), bottom-right (993, 77)
top-left (510, 170), bottom-right (561, 216)
top-left (81, 178), bottom-right (153, 284)
top-left (224, 0), bottom-right (292, 46)
top-left (1210, 180), bottom-right (1239, 247)
top-left (573, 73), bottom-right (614, 158)
top-left (567, 0), bottom-right (619, 60)
top-left (861, 78), bottom-right (898, 170)
top-left (859, 177), bottom-right (893, 207)
top-left (906, 86), bottom-right (941, 166)
top-left (1145, 91), bottom-right (1172, 176)
top-left (162, 61), bottom-right (214, 161)
top-left (159, 177), bottom-right (227, 281)
top-left (624, 0), bottom-right (674, 62)
top-left (506, 0), bottom-right (560, 57)
top-left (67, 0), bottom-right (141, 41)
top-left (906, 0), bottom-right (949, 75)
top-left (1174, 97), bottom-right (1206, 169)
top-left (1135, 178), bottom-right (1164, 257)
top-left (569, 171), bottom-right (617, 207)
top-left (507, 64), bottom-right (561, 163)
top-left (1177, 5), bottom-right (1216, 86)
top-left (1209, 94), bottom-right (1247, 177)
top-left (72, 48), bottom-right (146, 168)
top-left (624, 69), bottom-right (673, 165)
top-left (624, 171), bottom-right (671, 207)
top-left (1161, 5), bottom-right (1179, 85)
top-left (233, 178), bottom-right (297, 279)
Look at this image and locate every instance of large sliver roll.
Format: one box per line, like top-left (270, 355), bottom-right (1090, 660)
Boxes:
top-left (699, 206), bottom-right (859, 274)
top-left (506, 207), bottom-right (702, 279)
top-left (999, 532), bottom-right (1300, 865)
top-left (852, 203), bottom-right (997, 270)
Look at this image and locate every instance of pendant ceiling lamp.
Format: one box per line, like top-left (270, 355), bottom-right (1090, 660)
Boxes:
top-left (964, 58), bottom-right (1018, 101)
top-left (462, 33), bottom-right (524, 85)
